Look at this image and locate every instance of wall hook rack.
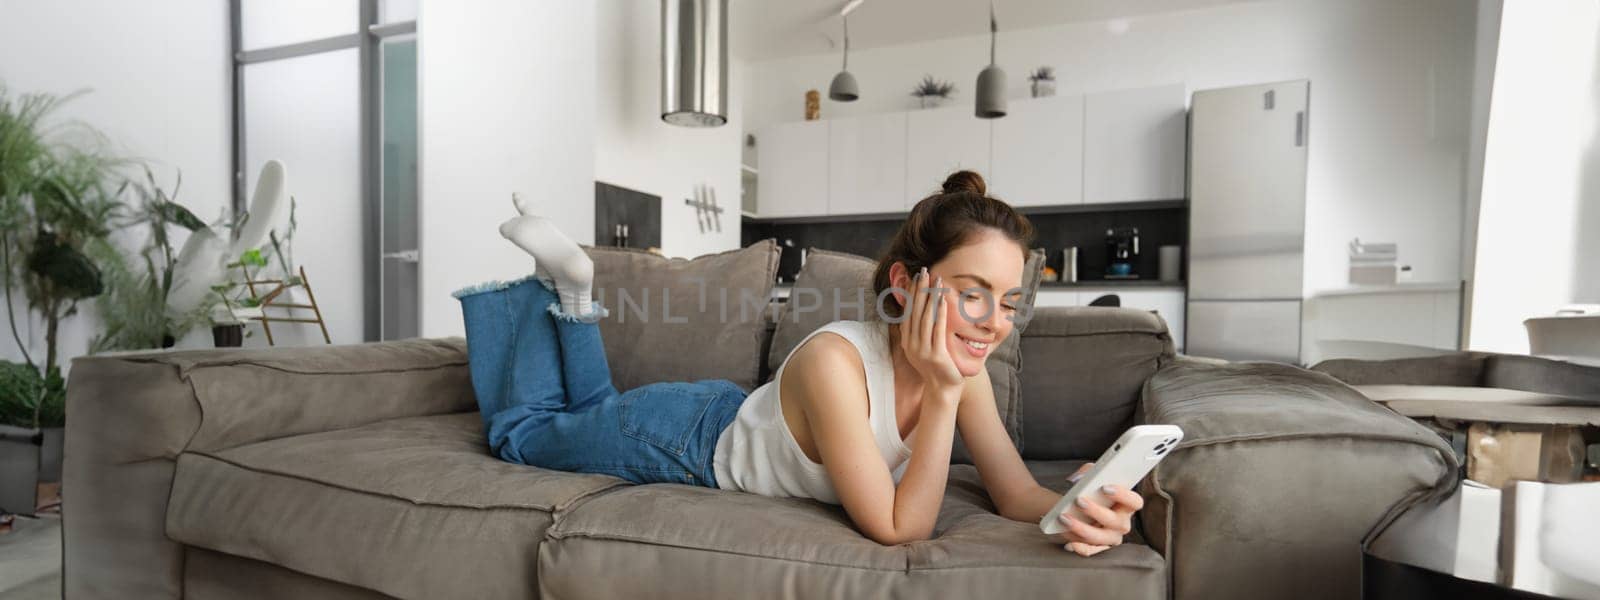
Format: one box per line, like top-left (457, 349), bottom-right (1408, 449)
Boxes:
top-left (685, 184), bottom-right (724, 233)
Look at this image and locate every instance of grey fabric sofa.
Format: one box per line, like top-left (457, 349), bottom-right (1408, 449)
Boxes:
top-left (63, 246), bottom-right (1458, 600)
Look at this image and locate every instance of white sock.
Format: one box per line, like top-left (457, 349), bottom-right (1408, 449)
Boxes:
top-left (498, 215), bottom-right (596, 318)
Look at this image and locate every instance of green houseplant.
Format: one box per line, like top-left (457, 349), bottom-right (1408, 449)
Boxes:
top-left (0, 83), bottom-right (124, 513)
top-left (911, 75), bottom-right (956, 109)
top-left (90, 167), bottom-right (215, 352)
top-left (1028, 66), bottom-right (1056, 98)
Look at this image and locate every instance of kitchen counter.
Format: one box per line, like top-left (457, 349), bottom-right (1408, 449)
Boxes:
top-left (1040, 280), bottom-right (1185, 289)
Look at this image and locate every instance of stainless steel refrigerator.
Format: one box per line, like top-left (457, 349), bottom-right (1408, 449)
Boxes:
top-left (1186, 81), bottom-right (1309, 363)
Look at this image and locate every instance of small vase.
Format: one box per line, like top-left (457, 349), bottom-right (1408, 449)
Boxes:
top-left (918, 96), bottom-right (946, 109)
top-left (213, 324), bottom-right (244, 348)
top-left (1030, 80), bottom-right (1056, 98)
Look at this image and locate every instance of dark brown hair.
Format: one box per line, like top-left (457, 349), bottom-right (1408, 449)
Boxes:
top-left (872, 170), bottom-right (1035, 317)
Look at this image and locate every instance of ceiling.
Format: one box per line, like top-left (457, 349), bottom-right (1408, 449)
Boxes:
top-left (731, 0), bottom-right (1263, 61)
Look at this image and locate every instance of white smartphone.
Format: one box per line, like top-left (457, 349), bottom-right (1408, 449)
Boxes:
top-left (1039, 424), bottom-right (1184, 535)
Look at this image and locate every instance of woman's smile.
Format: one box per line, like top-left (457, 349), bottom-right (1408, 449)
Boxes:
top-left (954, 331), bottom-right (991, 357)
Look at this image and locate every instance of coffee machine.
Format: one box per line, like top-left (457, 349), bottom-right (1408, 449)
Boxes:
top-left (1104, 227), bottom-right (1141, 279)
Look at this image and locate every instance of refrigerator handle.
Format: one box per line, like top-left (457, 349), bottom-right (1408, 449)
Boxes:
top-left (1294, 111), bottom-right (1306, 147)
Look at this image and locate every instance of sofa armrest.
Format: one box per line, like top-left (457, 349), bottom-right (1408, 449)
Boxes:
top-left (63, 338), bottom-right (474, 599)
top-left (1137, 357), bottom-right (1457, 600)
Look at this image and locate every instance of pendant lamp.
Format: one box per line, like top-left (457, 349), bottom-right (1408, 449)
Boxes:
top-left (975, 2), bottom-right (1006, 119)
top-left (828, 2), bottom-right (861, 102)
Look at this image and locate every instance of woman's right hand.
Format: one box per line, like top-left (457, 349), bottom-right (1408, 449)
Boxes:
top-left (899, 267), bottom-right (965, 399)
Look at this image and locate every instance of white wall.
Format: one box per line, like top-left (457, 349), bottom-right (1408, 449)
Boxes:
top-left (417, 0), bottom-right (596, 338)
top-left (1468, 0), bottom-right (1600, 354)
top-left (241, 49), bottom-right (364, 347)
top-left (743, 0), bottom-right (1479, 298)
top-left (0, 0), bottom-right (230, 368)
top-left (594, 2), bottom-right (744, 260)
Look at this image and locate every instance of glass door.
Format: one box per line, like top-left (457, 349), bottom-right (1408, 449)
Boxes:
top-left (379, 36), bottom-right (419, 340)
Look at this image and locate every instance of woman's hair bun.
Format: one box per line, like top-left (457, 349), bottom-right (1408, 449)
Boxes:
top-left (941, 170), bottom-right (986, 196)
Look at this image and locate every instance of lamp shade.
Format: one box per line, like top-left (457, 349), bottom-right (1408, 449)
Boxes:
top-left (661, 0), bottom-right (729, 127)
top-left (975, 64), bottom-right (1006, 119)
top-left (829, 71), bottom-right (859, 102)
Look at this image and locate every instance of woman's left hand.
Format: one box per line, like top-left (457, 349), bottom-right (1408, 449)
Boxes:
top-left (1053, 463), bottom-right (1145, 557)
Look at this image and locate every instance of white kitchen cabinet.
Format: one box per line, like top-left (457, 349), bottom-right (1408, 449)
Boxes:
top-left (1031, 290), bottom-right (1080, 308)
top-left (1115, 289), bottom-right (1187, 352)
top-left (905, 106), bottom-right (991, 207)
top-left (757, 120), bottom-right (829, 217)
top-left (828, 112), bottom-right (908, 215)
top-left (1083, 84), bottom-right (1187, 204)
top-left (1300, 283), bottom-right (1461, 365)
top-left (991, 95), bottom-right (1084, 207)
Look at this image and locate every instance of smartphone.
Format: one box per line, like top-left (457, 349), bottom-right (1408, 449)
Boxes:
top-left (1039, 424), bottom-right (1184, 535)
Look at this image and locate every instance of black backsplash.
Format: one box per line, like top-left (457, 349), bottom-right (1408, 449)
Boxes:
top-left (742, 203), bottom-right (1188, 283)
top-left (595, 181), bottom-right (662, 250)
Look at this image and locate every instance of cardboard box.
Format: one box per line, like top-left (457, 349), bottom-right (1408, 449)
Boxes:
top-left (1466, 423), bottom-right (1586, 488)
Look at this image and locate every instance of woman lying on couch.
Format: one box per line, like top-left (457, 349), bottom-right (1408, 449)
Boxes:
top-left (455, 170), bottom-right (1143, 556)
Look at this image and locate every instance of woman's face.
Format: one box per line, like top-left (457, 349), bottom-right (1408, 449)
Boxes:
top-left (892, 229), bottom-right (1027, 378)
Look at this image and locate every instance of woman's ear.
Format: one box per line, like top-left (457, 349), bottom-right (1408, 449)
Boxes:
top-left (888, 261), bottom-right (910, 306)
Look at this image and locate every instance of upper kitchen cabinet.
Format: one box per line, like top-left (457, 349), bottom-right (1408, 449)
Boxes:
top-left (905, 106), bottom-right (991, 206)
top-left (991, 94), bottom-right (1084, 207)
top-left (1083, 84), bottom-right (1187, 204)
top-left (828, 112), bottom-right (908, 215)
top-left (757, 120), bottom-right (829, 217)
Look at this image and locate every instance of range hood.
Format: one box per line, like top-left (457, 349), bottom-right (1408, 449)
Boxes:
top-left (661, 0), bottom-right (729, 127)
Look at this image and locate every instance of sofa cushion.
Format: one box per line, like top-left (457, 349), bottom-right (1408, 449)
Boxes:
top-left (764, 247), bottom-right (1045, 463)
top-left (1138, 358), bottom-right (1457, 600)
top-left (1017, 307), bottom-right (1175, 460)
top-left (1483, 353), bottom-right (1600, 400)
top-left (766, 249), bottom-right (878, 374)
top-left (587, 240), bottom-right (780, 393)
top-left (165, 413), bottom-right (628, 600)
top-left (539, 459), bottom-right (1164, 599)
top-left (1311, 353), bottom-right (1487, 387)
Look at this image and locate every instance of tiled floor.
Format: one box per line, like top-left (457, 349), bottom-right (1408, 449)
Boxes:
top-left (0, 514), bottom-right (61, 599)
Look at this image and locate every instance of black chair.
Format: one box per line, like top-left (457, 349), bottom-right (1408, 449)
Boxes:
top-left (1088, 294), bottom-right (1121, 307)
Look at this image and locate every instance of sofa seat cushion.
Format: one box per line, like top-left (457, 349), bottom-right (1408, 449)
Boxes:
top-left (166, 412), bottom-right (628, 600)
top-left (539, 459), bottom-right (1165, 599)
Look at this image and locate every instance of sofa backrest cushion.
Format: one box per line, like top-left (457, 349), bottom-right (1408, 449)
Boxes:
top-left (1484, 354), bottom-right (1600, 400)
top-left (587, 240), bottom-right (780, 393)
top-left (764, 247), bottom-right (1045, 463)
top-left (1016, 307), bottom-right (1175, 460)
top-left (765, 249), bottom-right (878, 373)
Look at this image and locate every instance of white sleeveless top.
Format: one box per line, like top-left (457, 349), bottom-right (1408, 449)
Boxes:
top-left (712, 320), bottom-right (913, 505)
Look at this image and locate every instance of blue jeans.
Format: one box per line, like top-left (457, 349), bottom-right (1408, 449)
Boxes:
top-left (455, 276), bottom-right (745, 487)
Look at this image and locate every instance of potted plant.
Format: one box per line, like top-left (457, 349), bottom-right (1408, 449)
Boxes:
top-left (0, 83), bottom-right (125, 513)
top-left (910, 75), bottom-right (956, 109)
top-left (91, 167), bottom-right (216, 353)
top-left (206, 195), bottom-right (299, 348)
top-left (1028, 66), bottom-right (1056, 98)
top-left (208, 247), bottom-right (272, 348)
top-left (0, 360), bottom-right (65, 514)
